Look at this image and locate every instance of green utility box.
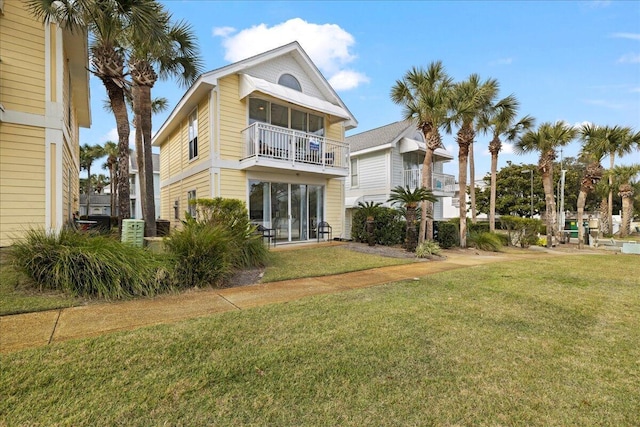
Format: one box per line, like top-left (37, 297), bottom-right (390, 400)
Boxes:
top-left (565, 220), bottom-right (588, 238)
top-left (121, 219), bottom-right (145, 247)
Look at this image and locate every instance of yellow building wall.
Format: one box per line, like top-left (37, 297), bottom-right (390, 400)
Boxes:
top-left (0, 1), bottom-right (46, 115)
top-left (218, 74), bottom-right (246, 160)
top-left (161, 170), bottom-right (211, 228)
top-left (0, 124), bottom-right (47, 246)
top-left (325, 178), bottom-right (344, 238)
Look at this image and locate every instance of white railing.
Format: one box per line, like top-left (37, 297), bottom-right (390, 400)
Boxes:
top-left (403, 169), bottom-right (456, 192)
top-left (242, 122), bottom-right (349, 169)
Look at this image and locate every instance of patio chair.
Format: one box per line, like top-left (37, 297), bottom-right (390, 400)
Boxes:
top-left (255, 224), bottom-right (276, 247)
top-left (316, 221), bottom-right (332, 242)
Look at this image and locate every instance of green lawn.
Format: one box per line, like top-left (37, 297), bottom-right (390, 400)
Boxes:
top-left (2, 254), bottom-right (638, 426)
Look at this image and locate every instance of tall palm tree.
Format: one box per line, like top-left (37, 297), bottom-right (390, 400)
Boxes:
top-left (128, 15), bottom-right (203, 236)
top-left (515, 122), bottom-right (577, 247)
top-left (102, 141), bottom-right (119, 216)
top-left (79, 143), bottom-right (105, 214)
top-left (26, 0), bottom-right (167, 230)
top-left (447, 74), bottom-right (499, 248)
top-left (608, 165), bottom-right (640, 237)
top-left (577, 124), bottom-right (608, 248)
top-left (598, 127), bottom-right (637, 234)
top-left (388, 186), bottom-right (437, 252)
top-left (390, 62), bottom-right (453, 243)
top-left (478, 95), bottom-right (534, 232)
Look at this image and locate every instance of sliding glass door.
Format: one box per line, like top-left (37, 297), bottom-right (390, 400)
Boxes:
top-left (249, 180), bottom-right (324, 243)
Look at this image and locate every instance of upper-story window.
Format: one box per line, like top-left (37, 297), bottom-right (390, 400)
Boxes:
top-left (188, 109), bottom-right (198, 160)
top-left (249, 98), bottom-right (324, 136)
top-left (350, 158), bottom-right (358, 187)
top-left (187, 190), bottom-right (197, 218)
top-left (278, 73), bottom-right (302, 92)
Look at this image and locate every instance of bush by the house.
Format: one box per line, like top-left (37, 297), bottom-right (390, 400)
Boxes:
top-left (351, 205), bottom-right (404, 246)
top-left (10, 228), bottom-right (170, 299)
top-left (165, 198), bottom-right (270, 289)
top-left (434, 221), bottom-right (459, 248)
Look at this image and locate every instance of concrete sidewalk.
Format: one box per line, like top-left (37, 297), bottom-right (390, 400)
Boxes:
top-left (0, 250), bottom-right (547, 354)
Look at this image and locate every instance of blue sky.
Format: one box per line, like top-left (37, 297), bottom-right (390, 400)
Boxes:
top-left (81, 0), bottom-right (640, 179)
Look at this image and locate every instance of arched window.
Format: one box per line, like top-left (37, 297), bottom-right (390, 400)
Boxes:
top-left (278, 73), bottom-right (302, 92)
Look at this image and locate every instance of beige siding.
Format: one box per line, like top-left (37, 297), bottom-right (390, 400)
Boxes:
top-left (326, 122), bottom-right (344, 142)
top-left (0, 124), bottom-right (46, 246)
top-left (325, 178), bottom-right (344, 238)
top-left (218, 75), bottom-right (246, 160)
top-left (219, 170), bottom-right (246, 201)
top-left (0, 1), bottom-right (46, 115)
top-left (161, 170), bottom-right (211, 227)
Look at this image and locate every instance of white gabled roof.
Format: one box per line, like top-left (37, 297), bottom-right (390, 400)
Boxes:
top-left (153, 42), bottom-right (357, 146)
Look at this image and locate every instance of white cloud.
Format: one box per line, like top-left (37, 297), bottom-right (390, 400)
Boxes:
top-left (572, 121), bottom-right (593, 130)
top-left (617, 52), bottom-right (640, 63)
top-left (328, 70), bottom-right (370, 91)
top-left (212, 26), bottom-right (236, 37)
top-left (583, 99), bottom-right (625, 109)
top-left (213, 18), bottom-right (369, 90)
top-left (611, 32), bottom-right (640, 41)
top-left (489, 58), bottom-right (513, 66)
top-left (501, 143), bottom-right (515, 154)
top-left (631, 87), bottom-right (640, 93)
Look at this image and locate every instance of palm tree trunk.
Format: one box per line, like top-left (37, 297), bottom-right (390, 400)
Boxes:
top-left (104, 78), bottom-right (131, 229)
top-left (140, 84), bottom-right (157, 237)
top-left (619, 184), bottom-right (633, 238)
top-left (489, 152), bottom-right (498, 232)
top-left (577, 190), bottom-right (587, 249)
top-left (420, 148), bottom-right (434, 243)
top-left (85, 164), bottom-right (92, 215)
top-left (457, 125), bottom-right (473, 248)
top-left (132, 84), bottom-right (147, 227)
top-left (541, 169), bottom-right (555, 248)
top-left (599, 197), bottom-right (609, 236)
top-left (469, 141), bottom-right (476, 223)
top-left (608, 154), bottom-right (615, 235)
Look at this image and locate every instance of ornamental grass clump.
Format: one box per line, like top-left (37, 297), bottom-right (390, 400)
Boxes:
top-left (415, 241), bottom-right (442, 258)
top-left (467, 231), bottom-right (504, 252)
top-left (10, 228), bottom-right (170, 299)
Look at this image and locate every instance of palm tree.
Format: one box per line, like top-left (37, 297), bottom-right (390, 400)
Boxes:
top-left (388, 186), bottom-right (437, 252)
top-left (596, 127), bottom-right (637, 234)
top-left (357, 201), bottom-right (382, 246)
top-left (102, 141), bottom-right (119, 216)
top-left (26, 0), bottom-right (167, 230)
top-left (79, 143), bottom-right (105, 214)
top-left (447, 74), bottom-right (499, 248)
top-left (128, 15), bottom-right (203, 236)
top-left (577, 124), bottom-right (608, 248)
top-left (478, 95), bottom-right (534, 232)
top-left (515, 122), bottom-right (577, 247)
top-left (390, 62), bottom-right (453, 243)
top-left (608, 165), bottom-right (640, 237)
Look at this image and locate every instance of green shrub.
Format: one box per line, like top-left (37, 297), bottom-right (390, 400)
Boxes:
top-left (164, 223), bottom-right (236, 289)
top-left (499, 216), bottom-right (542, 248)
top-left (415, 241), bottom-right (442, 258)
top-left (10, 228), bottom-right (170, 299)
top-left (190, 197), bottom-right (269, 268)
top-left (351, 206), bottom-right (404, 246)
top-left (435, 221), bottom-right (459, 249)
top-left (468, 232), bottom-right (503, 252)
top-left (468, 222), bottom-right (490, 234)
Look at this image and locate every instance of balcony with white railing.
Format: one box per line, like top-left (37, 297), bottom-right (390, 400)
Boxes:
top-left (240, 122), bottom-right (349, 177)
top-left (403, 169), bottom-right (457, 195)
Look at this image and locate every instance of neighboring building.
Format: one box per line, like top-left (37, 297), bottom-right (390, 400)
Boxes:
top-left (0, 1), bottom-right (91, 246)
top-left (80, 152), bottom-right (161, 219)
top-left (344, 120), bottom-right (456, 239)
top-left (152, 42), bottom-right (357, 243)
top-left (129, 152), bottom-right (160, 220)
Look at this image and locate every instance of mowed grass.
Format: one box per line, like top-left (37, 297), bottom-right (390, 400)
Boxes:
top-left (262, 244), bottom-right (414, 282)
top-left (0, 244), bottom-right (411, 315)
top-left (1, 254), bottom-right (639, 426)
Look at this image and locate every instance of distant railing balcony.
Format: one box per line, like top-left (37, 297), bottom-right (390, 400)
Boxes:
top-left (241, 122), bottom-right (349, 171)
top-left (403, 169), bottom-right (456, 193)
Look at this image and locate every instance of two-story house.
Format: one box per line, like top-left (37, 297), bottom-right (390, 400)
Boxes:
top-left (152, 42), bottom-right (357, 244)
top-left (344, 120), bottom-right (456, 239)
top-left (0, 0), bottom-right (91, 247)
